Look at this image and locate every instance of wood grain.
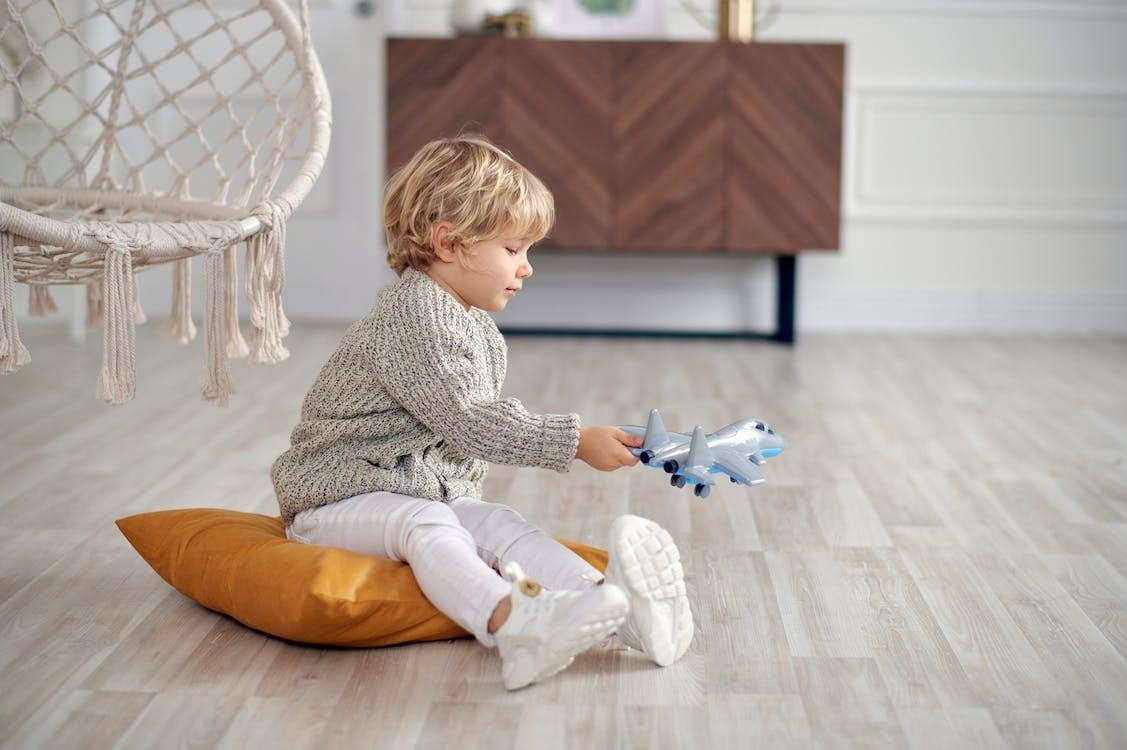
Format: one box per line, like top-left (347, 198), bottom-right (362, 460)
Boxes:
top-left (386, 38), bottom-right (844, 253)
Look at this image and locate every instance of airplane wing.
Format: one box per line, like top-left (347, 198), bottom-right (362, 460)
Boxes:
top-left (713, 447), bottom-right (766, 486)
top-left (618, 425), bottom-right (690, 441)
top-left (619, 425), bottom-right (690, 458)
top-left (681, 466), bottom-right (715, 486)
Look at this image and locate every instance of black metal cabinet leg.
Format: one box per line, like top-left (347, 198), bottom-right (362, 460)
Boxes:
top-left (775, 255), bottom-right (797, 344)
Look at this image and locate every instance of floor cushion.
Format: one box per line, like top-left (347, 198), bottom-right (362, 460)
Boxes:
top-left (116, 508), bottom-right (609, 648)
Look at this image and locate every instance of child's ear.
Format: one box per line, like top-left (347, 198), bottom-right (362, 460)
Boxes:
top-left (431, 222), bottom-right (459, 263)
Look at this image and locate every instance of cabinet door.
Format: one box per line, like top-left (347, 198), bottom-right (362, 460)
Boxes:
top-left (727, 43), bottom-right (843, 251)
top-left (502, 41), bottom-right (614, 248)
top-left (386, 38), bottom-right (503, 173)
top-left (612, 42), bottom-right (728, 251)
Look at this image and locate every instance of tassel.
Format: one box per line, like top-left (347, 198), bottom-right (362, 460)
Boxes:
top-left (95, 243), bottom-right (137, 404)
top-left (0, 232), bottom-right (31, 373)
top-left (245, 203), bottom-right (290, 364)
top-left (276, 218), bottom-right (291, 338)
top-left (164, 257), bottom-right (196, 343)
top-left (200, 251), bottom-right (234, 406)
top-left (224, 244), bottom-right (249, 358)
top-left (86, 280), bottom-right (104, 328)
top-left (130, 271), bottom-right (146, 324)
top-left (28, 284), bottom-right (58, 316)
top-left (165, 182), bottom-right (197, 343)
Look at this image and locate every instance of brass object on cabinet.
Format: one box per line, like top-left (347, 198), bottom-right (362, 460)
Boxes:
top-left (718, 0), bottom-right (755, 41)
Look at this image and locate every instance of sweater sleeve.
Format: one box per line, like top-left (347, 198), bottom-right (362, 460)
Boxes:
top-left (365, 298), bottom-right (580, 472)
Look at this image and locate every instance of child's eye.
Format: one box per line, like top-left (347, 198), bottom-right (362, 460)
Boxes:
top-left (507, 248), bottom-right (519, 255)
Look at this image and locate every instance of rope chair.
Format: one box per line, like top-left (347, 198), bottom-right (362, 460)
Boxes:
top-left (0, 0), bottom-right (331, 405)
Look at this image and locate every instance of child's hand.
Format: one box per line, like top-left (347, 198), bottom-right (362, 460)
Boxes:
top-left (576, 426), bottom-right (643, 471)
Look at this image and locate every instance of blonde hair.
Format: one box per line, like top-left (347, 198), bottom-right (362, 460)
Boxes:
top-left (383, 135), bottom-right (555, 275)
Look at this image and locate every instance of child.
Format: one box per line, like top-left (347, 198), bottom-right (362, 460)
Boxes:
top-left (271, 136), bottom-right (693, 690)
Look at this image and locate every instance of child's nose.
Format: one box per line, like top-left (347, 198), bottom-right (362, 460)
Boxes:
top-left (520, 261), bottom-right (533, 278)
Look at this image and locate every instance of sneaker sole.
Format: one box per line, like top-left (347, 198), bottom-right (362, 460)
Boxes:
top-left (503, 603), bottom-right (628, 690)
top-left (608, 515), bottom-right (693, 667)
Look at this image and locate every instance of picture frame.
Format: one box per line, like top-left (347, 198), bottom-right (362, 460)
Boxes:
top-left (545, 0), bottom-right (665, 40)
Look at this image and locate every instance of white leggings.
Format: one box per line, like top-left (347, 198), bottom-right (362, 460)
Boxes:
top-left (286, 491), bottom-right (603, 647)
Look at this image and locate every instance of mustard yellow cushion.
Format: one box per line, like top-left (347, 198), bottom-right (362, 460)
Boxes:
top-left (116, 508), bottom-right (609, 648)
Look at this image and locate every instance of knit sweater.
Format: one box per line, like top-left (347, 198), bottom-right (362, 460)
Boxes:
top-left (271, 267), bottom-right (581, 525)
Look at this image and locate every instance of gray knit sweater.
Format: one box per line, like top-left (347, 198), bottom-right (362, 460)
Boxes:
top-left (271, 267), bottom-right (581, 525)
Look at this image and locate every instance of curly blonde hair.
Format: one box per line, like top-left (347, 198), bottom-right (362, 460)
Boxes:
top-left (383, 135), bottom-right (555, 275)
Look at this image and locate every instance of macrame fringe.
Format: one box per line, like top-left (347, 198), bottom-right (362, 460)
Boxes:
top-left (0, 232), bottom-right (31, 373)
top-left (224, 245), bottom-right (249, 358)
top-left (130, 272), bottom-right (146, 324)
top-left (28, 244), bottom-right (58, 316)
top-left (28, 284), bottom-right (58, 316)
top-left (164, 257), bottom-right (196, 343)
top-left (246, 203), bottom-right (290, 365)
top-left (96, 244), bottom-right (137, 404)
top-left (201, 252), bottom-right (234, 406)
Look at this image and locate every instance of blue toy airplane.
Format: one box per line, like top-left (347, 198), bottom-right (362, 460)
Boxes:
top-left (619, 409), bottom-right (786, 499)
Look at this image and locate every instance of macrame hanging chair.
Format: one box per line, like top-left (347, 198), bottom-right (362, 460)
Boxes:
top-left (0, 0), bottom-right (331, 405)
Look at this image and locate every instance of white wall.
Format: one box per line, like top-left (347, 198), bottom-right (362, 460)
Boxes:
top-left (14, 0), bottom-right (1127, 334)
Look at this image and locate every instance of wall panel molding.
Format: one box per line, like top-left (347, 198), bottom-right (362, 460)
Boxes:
top-left (852, 79), bottom-right (1127, 100)
top-left (846, 80), bottom-right (1127, 226)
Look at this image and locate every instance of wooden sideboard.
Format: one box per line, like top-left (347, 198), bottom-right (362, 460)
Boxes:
top-left (386, 38), bottom-right (845, 341)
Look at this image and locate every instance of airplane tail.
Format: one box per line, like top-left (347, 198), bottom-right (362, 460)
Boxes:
top-left (686, 426), bottom-right (714, 468)
top-left (642, 409), bottom-right (670, 451)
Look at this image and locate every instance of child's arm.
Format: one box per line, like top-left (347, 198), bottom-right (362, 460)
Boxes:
top-left (367, 319), bottom-right (579, 472)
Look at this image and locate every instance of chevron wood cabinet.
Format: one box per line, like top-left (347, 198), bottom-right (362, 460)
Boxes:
top-left (387, 38), bottom-right (844, 255)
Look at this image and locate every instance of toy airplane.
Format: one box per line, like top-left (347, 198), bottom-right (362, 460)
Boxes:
top-left (619, 409), bottom-right (786, 499)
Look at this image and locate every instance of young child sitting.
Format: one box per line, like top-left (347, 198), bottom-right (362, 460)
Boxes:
top-left (271, 135), bottom-right (693, 690)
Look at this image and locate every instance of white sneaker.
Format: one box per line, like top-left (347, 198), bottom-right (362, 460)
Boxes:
top-left (604, 514), bottom-right (693, 667)
top-left (494, 561), bottom-right (628, 690)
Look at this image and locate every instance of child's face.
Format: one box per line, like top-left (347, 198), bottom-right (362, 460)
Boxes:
top-left (457, 236), bottom-right (535, 313)
top-left (431, 234), bottom-right (535, 313)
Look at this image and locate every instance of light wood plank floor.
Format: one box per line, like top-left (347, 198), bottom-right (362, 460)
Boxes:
top-left (2, 323), bottom-right (1125, 749)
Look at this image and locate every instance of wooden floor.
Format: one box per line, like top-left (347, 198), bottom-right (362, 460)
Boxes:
top-left (1, 322), bottom-right (1125, 749)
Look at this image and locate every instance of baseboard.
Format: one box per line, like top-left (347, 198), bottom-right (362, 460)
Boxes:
top-left (803, 288), bottom-right (1127, 333)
